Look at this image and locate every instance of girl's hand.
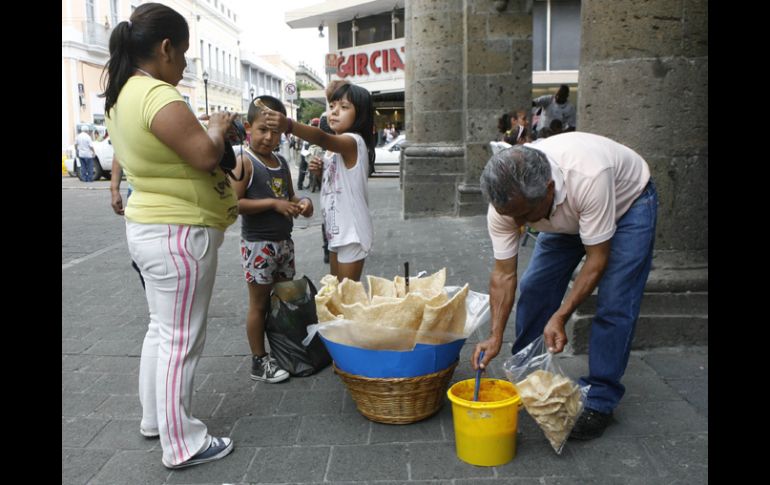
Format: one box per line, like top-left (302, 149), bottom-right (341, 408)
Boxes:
top-left (273, 199), bottom-right (301, 218)
top-left (257, 100), bottom-right (289, 133)
top-left (297, 198), bottom-right (314, 218)
top-left (308, 156), bottom-right (323, 178)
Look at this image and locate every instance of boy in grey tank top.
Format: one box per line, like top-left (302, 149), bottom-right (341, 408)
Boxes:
top-left (230, 96), bottom-right (314, 384)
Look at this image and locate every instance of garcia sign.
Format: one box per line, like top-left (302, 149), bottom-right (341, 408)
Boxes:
top-left (331, 40), bottom-right (406, 81)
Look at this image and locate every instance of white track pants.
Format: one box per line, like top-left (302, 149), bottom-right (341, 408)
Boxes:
top-left (126, 221), bottom-right (223, 466)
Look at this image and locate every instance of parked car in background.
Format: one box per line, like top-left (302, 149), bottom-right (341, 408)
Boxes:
top-left (373, 133), bottom-right (404, 176)
top-left (64, 135), bottom-right (114, 181)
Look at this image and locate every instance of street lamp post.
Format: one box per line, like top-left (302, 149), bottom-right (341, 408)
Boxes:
top-left (202, 70), bottom-right (209, 116)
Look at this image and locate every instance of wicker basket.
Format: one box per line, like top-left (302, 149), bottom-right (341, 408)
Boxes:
top-left (334, 360), bottom-right (459, 424)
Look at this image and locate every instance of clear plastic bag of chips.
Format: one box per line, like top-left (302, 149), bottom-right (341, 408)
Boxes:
top-left (502, 336), bottom-right (589, 454)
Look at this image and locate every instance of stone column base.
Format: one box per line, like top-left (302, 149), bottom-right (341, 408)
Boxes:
top-left (564, 250), bottom-right (708, 354)
top-left (402, 144), bottom-right (465, 218)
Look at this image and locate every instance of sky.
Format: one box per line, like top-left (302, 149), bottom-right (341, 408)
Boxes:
top-left (232, 0), bottom-right (329, 84)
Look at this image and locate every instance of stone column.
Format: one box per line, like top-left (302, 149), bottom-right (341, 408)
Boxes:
top-left (403, 0), bottom-right (532, 217)
top-left (568, 0), bottom-right (708, 352)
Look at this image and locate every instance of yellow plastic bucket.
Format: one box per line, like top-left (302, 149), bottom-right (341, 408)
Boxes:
top-left (447, 378), bottom-right (521, 466)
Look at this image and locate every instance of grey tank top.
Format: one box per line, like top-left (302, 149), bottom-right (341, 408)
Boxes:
top-left (240, 149), bottom-right (293, 242)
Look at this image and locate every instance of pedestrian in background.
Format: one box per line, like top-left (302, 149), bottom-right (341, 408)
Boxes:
top-left (75, 127), bottom-right (96, 182)
top-left (101, 2), bottom-right (237, 469)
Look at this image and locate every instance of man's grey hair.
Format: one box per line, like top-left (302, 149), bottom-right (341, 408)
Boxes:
top-left (480, 145), bottom-right (552, 208)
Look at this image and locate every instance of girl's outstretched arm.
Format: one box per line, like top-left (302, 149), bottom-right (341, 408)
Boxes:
top-left (261, 106), bottom-right (358, 168)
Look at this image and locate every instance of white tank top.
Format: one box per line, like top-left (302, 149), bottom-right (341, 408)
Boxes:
top-left (320, 132), bottom-right (373, 251)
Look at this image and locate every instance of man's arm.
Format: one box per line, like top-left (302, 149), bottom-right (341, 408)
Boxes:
top-left (473, 256), bottom-right (518, 370)
top-left (543, 240), bottom-right (611, 352)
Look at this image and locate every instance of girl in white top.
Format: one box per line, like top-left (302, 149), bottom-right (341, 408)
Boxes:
top-left (262, 82), bottom-right (375, 282)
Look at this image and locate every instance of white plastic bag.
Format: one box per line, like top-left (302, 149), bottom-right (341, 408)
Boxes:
top-left (503, 336), bottom-right (589, 454)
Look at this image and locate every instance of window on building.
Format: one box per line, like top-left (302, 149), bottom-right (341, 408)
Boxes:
top-left (86, 0), bottom-right (95, 22)
top-left (338, 21), bottom-right (352, 49)
top-left (208, 44), bottom-right (212, 70)
top-left (110, 0), bottom-right (118, 27)
top-left (355, 13), bottom-right (391, 46)
top-left (549, 0), bottom-right (581, 70)
top-left (532, 1), bottom-right (547, 71)
top-left (200, 40), bottom-right (205, 68)
top-left (532, 0), bottom-right (581, 72)
top-left (394, 9), bottom-right (405, 38)
top-left (215, 47), bottom-right (219, 71)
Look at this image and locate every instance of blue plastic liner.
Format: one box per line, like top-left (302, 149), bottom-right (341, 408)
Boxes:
top-left (320, 335), bottom-right (466, 378)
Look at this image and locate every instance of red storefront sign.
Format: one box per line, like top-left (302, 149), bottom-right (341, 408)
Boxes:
top-left (336, 46), bottom-right (406, 78)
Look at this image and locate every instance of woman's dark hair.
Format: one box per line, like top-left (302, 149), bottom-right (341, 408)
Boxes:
top-left (497, 112), bottom-right (513, 133)
top-left (328, 83), bottom-right (376, 170)
top-left (101, 3), bottom-right (189, 115)
top-left (248, 95), bottom-right (286, 123)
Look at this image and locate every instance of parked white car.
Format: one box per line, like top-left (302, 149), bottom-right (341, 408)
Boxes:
top-left (374, 134), bottom-right (404, 175)
top-left (64, 136), bottom-right (114, 180)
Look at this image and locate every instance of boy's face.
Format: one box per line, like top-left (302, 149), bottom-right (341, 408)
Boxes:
top-left (246, 112), bottom-right (281, 155)
top-left (328, 94), bottom-right (356, 134)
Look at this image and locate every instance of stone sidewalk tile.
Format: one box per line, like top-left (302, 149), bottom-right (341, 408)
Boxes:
top-left (63, 176), bottom-right (708, 483)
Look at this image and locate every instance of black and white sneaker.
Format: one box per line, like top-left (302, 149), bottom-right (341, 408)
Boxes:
top-left (250, 353), bottom-right (290, 383)
top-left (163, 436), bottom-right (234, 469)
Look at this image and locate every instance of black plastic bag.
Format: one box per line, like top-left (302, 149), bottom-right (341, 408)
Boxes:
top-left (266, 276), bottom-right (331, 376)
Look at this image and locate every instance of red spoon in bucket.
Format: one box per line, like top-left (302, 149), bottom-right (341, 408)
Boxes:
top-left (473, 351), bottom-right (485, 401)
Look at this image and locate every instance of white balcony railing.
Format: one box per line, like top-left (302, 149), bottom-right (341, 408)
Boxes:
top-left (83, 20), bottom-right (110, 48)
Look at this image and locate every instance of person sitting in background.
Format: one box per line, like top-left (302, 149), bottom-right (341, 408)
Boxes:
top-left (533, 84), bottom-right (576, 136)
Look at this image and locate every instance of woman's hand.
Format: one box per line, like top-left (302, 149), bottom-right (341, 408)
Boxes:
top-left (203, 110), bottom-right (237, 137)
top-left (110, 190), bottom-right (124, 215)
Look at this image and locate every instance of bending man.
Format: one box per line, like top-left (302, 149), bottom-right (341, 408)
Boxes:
top-left (474, 132), bottom-right (657, 440)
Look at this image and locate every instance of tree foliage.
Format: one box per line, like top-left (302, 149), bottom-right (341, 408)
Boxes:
top-left (296, 81), bottom-right (326, 123)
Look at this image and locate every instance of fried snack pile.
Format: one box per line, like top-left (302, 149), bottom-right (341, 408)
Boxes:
top-left (516, 369), bottom-right (584, 453)
top-left (315, 269), bottom-right (469, 349)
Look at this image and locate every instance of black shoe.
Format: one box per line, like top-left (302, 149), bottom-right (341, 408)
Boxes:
top-left (569, 408), bottom-right (613, 440)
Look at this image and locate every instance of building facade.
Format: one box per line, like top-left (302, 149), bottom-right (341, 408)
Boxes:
top-left (239, 53), bottom-right (288, 113)
top-left (286, 0), bottom-right (582, 137)
top-left (61, 0), bottom-right (241, 151)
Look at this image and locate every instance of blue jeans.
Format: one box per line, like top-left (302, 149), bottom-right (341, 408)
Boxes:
top-left (79, 157), bottom-right (95, 182)
top-left (511, 180), bottom-right (658, 413)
